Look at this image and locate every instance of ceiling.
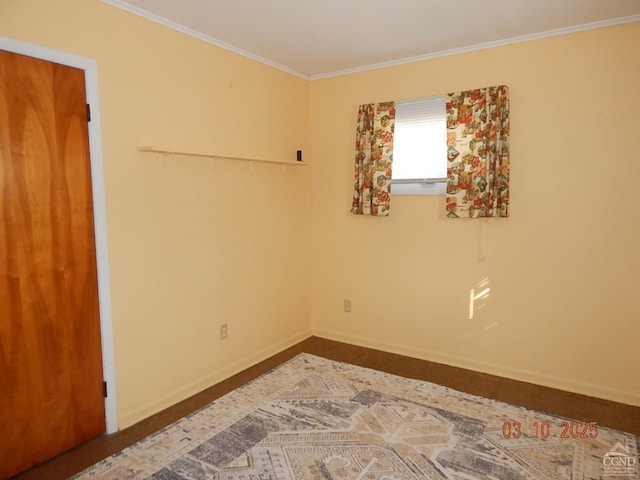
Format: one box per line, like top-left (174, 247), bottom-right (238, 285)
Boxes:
top-left (102, 0), bottom-right (640, 79)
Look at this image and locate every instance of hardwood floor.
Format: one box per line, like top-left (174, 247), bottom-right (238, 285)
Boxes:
top-left (12, 336), bottom-right (640, 479)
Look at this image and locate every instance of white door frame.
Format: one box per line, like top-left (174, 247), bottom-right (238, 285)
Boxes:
top-left (1, 36), bottom-right (118, 434)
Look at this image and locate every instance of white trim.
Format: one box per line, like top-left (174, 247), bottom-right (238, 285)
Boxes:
top-left (99, 0), bottom-right (309, 79)
top-left (97, 3), bottom-right (639, 80)
top-left (0, 36), bottom-right (119, 434)
top-left (118, 329), bottom-right (313, 428)
top-left (310, 15), bottom-right (640, 79)
top-left (391, 181), bottom-right (446, 196)
top-left (312, 328), bottom-right (640, 407)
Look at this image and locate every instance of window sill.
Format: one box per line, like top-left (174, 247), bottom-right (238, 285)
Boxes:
top-left (391, 180), bottom-right (446, 196)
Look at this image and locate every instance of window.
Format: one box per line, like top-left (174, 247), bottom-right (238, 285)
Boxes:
top-left (391, 96), bottom-right (447, 195)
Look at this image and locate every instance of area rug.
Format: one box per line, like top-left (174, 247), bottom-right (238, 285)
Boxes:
top-left (73, 353), bottom-right (639, 480)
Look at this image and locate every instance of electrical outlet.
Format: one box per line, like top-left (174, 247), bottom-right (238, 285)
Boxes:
top-left (344, 299), bottom-right (351, 313)
top-left (220, 323), bottom-right (228, 340)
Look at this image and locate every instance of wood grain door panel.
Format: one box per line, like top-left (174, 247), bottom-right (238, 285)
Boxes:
top-left (0, 49), bottom-right (106, 479)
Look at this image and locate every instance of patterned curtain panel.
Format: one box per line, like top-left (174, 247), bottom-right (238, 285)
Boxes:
top-left (351, 101), bottom-right (395, 216)
top-left (445, 85), bottom-right (510, 218)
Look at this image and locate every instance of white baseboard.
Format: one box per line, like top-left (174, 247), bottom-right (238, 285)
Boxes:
top-left (118, 328), bottom-right (312, 428)
top-left (312, 328), bottom-right (640, 408)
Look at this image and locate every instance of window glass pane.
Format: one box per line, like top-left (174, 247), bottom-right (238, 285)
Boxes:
top-left (392, 96), bottom-right (447, 180)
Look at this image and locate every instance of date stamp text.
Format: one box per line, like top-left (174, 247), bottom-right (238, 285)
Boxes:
top-left (502, 420), bottom-right (599, 439)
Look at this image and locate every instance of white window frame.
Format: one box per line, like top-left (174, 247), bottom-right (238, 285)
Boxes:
top-left (391, 179), bottom-right (447, 195)
top-left (391, 95), bottom-right (447, 196)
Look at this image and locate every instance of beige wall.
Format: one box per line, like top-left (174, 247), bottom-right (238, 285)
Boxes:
top-left (2, 0), bottom-right (312, 427)
top-left (310, 22), bottom-right (640, 405)
top-left (3, 0), bottom-right (639, 428)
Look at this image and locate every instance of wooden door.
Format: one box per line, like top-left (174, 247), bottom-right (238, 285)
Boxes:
top-left (0, 50), bottom-right (106, 478)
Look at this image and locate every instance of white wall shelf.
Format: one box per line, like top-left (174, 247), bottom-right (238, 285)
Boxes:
top-left (137, 146), bottom-right (307, 166)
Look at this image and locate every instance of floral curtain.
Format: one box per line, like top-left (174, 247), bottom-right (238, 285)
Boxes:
top-left (351, 101), bottom-right (395, 216)
top-left (445, 85), bottom-right (510, 218)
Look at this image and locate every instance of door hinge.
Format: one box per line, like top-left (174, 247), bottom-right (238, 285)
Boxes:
top-left (103, 381), bottom-right (108, 398)
top-left (86, 103), bottom-right (91, 122)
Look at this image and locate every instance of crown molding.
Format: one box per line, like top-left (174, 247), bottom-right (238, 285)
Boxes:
top-left (310, 14), bottom-right (640, 80)
top-left (100, 1), bottom-right (639, 81)
top-left (99, 0), bottom-right (310, 79)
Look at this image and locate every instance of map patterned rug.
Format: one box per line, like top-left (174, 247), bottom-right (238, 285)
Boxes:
top-left (73, 353), bottom-right (639, 479)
